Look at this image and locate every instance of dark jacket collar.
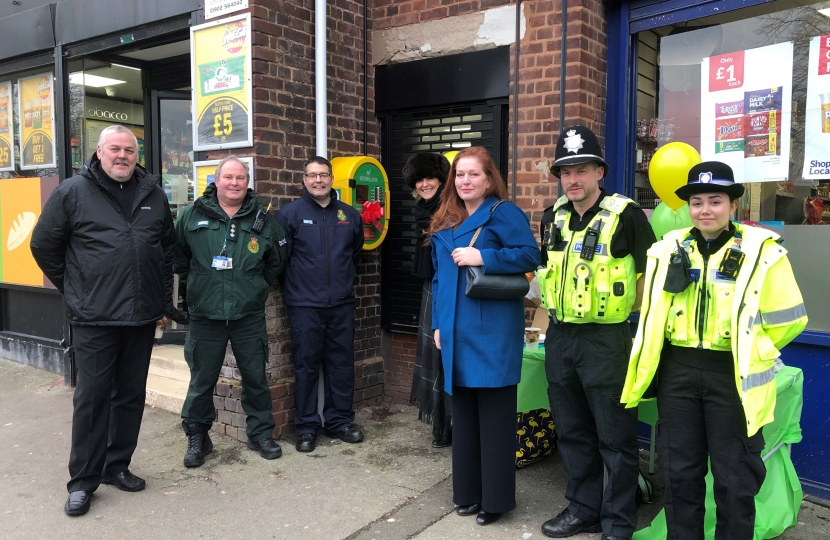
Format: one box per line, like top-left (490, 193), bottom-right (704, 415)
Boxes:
top-left (195, 183), bottom-right (259, 220)
top-left (81, 153), bottom-right (158, 211)
top-left (301, 187), bottom-right (338, 209)
top-left (691, 222), bottom-right (736, 258)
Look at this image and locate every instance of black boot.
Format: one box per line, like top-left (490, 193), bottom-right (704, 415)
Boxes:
top-left (432, 423), bottom-right (452, 448)
top-left (183, 422), bottom-right (213, 468)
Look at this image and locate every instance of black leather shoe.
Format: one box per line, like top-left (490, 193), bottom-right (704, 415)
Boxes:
top-left (296, 433), bottom-right (316, 453)
top-left (601, 535), bottom-right (631, 540)
top-left (183, 431), bottom-right (213, 468)
top-left (101, 470), bottom-right (145, 492)
top-left (476, 510), bottom-right (502, 526)
top-left (64, 491), bottom-right (92, 516)
top-left (327, 424), bottom-right (364, 443)
top-left (456, 503), bottom-right (481, 516)
top-left (247, 437), bottom-right (282, 460)
top-left (541, 509), bottom-right (601, 538)
top-left (432, 424), bottom-right (452, 448)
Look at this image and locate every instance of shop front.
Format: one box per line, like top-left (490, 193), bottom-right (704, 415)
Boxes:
top-left (605, 0), bottom-right (830, 501)
top-left (0, 0), bottom-right (202, 379)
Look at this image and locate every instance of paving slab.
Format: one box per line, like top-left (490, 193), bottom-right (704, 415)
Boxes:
top-left (1, 357), bottom-right (828, 540)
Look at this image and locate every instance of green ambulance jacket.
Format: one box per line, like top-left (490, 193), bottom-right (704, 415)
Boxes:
top-left (174, 184), bottom-right (287, 320)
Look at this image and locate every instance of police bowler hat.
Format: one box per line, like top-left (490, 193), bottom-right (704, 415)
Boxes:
top-left (675, 161), bottom-right (745, 201)
top-left (552, 125), bottom-right (611, 178)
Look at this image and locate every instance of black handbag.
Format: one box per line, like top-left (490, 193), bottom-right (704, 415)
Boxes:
top-left (464, 201), bottom-right (530, 300)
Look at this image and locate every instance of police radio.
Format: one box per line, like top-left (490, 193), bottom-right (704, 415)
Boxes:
top-left (580, 229), bottom-right (599, 261)
top-left (251, 202), bottom-right (272, 233)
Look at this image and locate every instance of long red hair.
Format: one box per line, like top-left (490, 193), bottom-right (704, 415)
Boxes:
top-left (428, 147), bottom-right (509, 234)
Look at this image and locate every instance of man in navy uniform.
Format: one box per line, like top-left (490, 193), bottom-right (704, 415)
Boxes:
top-left (276, 156), bottom-right (364, 453)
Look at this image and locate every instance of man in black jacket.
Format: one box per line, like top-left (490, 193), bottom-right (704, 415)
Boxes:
top-left (275, 156), bottom-right (364, 453)
top-left (31, 125), bottom-right (177, 517)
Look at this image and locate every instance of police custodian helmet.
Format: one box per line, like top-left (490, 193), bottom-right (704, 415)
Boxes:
top-left (675, 161), bottom-right (745, 201)
top-left (552, 125), bottom-right (611, 178)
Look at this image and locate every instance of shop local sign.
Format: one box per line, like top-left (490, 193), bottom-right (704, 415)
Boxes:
top-left (205, 0), bottom-right (248, 20)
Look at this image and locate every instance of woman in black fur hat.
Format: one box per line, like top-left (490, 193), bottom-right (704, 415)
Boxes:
top-left (405, 152), bottom-right (453, 448)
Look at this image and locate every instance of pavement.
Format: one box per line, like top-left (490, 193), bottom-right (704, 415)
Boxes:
top-left (1, 357), bottom-right (828, 540)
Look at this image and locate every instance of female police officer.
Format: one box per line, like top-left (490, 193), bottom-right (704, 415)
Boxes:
top-left (621, 161), bottom-right (807, 540)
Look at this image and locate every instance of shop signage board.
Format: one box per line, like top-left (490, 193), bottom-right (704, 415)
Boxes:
top-left (700, 42), bottom-right (793, 183)
top-left (0, 176), bottom-right (59, 287)
top-left (17, 72), bottom-right (56, 170)
top-left (205, 0), bottom-right (249, 20)
top-left (193, 157), bottom-right (254, 199)
top-left (803, 35), bottom-right (830, 179)
top-left (0, 81), bottom-right (13, 172)
top-left (191, 13), bottom-right (253, 151)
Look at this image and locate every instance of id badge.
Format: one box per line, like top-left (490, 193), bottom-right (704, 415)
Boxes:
top-left (212, 256), bottom-right (233, 270)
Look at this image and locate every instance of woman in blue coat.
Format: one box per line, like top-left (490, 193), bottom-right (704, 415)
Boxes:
top-left (429, 146), bottom-right (540, 526)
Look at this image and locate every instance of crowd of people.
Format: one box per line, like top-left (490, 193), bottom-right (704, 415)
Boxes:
top-left (31, 123), bottom-right (807, 540)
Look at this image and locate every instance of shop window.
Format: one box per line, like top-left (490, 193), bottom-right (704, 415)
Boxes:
top-left (68, 59), bottom-right (145, 177)
top-left (0, 68), bottom-right (60, 291)
top-left (635, 0), bottom-right (830, 331)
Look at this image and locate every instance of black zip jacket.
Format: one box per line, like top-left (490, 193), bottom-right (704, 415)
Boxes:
top-left (275, 189), bottom-right (363, 307)
top-left (30, 154), bottom-right (175, 326)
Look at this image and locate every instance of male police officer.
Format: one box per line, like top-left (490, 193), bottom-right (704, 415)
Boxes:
top-left (276, 156), bottom-right (364, 453)
top-left (537, 126), bottom-right (656, 540)
top-left (31, 125), bottom-right (177, 516)
top-left (175, 156), bottom-right (286, 467)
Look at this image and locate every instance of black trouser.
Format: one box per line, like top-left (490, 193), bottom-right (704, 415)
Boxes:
top-left (68, 324), bottom-right (155, 493)
top-left (657, 354), bottom-right (766, 540)
top-left (180, 313), bottom-right (275, 441)
top-left (545, 321), bottom-right (639, 538)
top-left (451, 385), bottom-right (517, 514)
top-left (288, 304), bottom-right (355, 435)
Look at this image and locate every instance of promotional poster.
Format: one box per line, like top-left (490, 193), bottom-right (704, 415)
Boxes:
top-left (191, 13), bottom-right (253, 151)
top-left (17, 72), bottom-right (56, 170)
top-left (193, 157), bottom-right (254, 198)
top-left (0, 80), bottom-right (13, 172)
top-left (700, 42), bottom-right (793, 183)
top-left (803, 35), bottom-right (830, 180)
top-left (0, 176), bottom-right (59, 287)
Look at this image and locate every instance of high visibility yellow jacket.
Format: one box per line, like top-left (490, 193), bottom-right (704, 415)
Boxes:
top-left (537, 194), bottom-right (638, 324)
top-left (621, 223), bottom-right (807, 436)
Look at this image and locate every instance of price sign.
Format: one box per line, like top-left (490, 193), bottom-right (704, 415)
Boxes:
top-left (0, 80), bottom-right (13, 171)
top-left (709, 51), bottom-right (745, 92)
top-left (191, 14), bottom-right (253, 151)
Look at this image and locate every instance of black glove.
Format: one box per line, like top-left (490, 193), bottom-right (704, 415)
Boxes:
top-left (165, 304), bottom-right (190, 325)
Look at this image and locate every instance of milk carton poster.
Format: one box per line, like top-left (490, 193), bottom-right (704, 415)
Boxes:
top-left (803, 35), bottom-right (830, 179)
top-left (701, 42), bottom-right (793, 183)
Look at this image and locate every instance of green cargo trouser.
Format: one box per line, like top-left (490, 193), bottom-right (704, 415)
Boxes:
top-left (180, 312), bottom-right (275, 442)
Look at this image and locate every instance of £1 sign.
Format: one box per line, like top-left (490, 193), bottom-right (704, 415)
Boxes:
top-left (709, 51), bottom-right (745, 92)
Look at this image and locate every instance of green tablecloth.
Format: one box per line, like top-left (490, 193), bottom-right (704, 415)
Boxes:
top-left (518, 346), bottom-right (548, 412)
top-left (516, 350), bottom-right (804, 540)
top-left (633, 366), bottom-right (804, 540)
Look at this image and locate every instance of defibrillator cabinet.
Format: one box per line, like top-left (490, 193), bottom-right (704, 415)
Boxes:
top-left (331, 156), bottom-right (390, 250)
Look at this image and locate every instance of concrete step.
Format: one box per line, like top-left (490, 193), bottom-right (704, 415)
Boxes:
top-left (148, 345), bottom-right (190, 382)
top-left (145, 373), bottom-right (188, 415)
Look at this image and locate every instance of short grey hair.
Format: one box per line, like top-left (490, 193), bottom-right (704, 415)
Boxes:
top-left (214, 155), bottom-right (250, 183)
top-left (97, 125), bottom-right (138, 148)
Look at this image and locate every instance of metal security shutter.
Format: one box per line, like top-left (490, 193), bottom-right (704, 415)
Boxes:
top-left (380, 99), bottom-right (508, 333)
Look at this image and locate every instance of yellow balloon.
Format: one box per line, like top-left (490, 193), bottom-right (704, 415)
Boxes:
top-left (648, 142), bottom-right (702, 210)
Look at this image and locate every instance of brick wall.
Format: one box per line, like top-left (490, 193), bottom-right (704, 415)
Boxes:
top-left (202, 0), bottom-right (610, 440)
top-left (372, 0), bottom-right (511, 30)
top-left (204, 0), bottom-right (384, 441)
top-left (371, 0), bottom-right (609, 409)
top-left (383, 332), bottom-right (417, 404)
top-left (513, 0), bottom-right (609, 233)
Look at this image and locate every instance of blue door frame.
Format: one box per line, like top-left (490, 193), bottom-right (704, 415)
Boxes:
top-left (606, 0), bottom-right (830, 501)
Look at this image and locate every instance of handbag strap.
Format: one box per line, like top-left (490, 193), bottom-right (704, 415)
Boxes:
top-left (468, 200), bottom-right (506, 248)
